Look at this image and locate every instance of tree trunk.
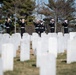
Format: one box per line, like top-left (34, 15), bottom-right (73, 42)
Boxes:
top-left (54, 14), bottom-right (58, 33)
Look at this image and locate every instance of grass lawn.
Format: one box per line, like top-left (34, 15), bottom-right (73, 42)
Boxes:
top-left (4, 50), bottom-right (76, 75)
top-left (57, 52), bottom-right (76, 75)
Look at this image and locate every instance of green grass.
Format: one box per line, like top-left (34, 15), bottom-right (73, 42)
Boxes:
top-left (57, 52), bottom-right (76, 75)
top-left (4, 52), bottom-right (39, 75)
top-left (4, 51), bottom-right (76, 75)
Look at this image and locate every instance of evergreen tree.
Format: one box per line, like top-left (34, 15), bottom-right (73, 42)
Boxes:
top-left (38, 0), bottom-right (75, 32)
top-left (38, 0), bottom-right (75, 21)
top-left (2, 0), bottom-right (35, 19)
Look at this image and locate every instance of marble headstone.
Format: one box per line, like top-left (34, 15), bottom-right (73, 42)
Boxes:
top-left (57, 32), bottom-right (64, 53)
top-left (48, 37), bottom-right (57, 57)
top-left (2, 43), bottom-right (14, 72)
top-left (20, 39), bottom-right (30, 61)
top-left (0, 58), bottom-right (3, 75)
top-left (40, 53), bottom-right (56, 75)
top-left (67, 39), bottom-right (76, 64)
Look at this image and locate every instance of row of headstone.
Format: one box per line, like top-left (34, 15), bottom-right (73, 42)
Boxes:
top-left (1, 32), bottom-right (76, 74)
top-left (22, 32), bottom-right (76, 64)
top-left (33, 32), bottom-right (76, 65)
top-left (36, 36), bottom-right (57, 67)
top-left (0, 33), bottom-right (31, 74)
top-left (36, 37), bottom-right (56, 75)
top-left (32, 32), bottom-right (70, 55)
top-left (0, 33), bottom-right (31, 57)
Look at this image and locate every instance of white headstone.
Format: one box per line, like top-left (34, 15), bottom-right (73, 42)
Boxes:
top-left (2, 43), bottom-right (14, 72)
top-left (0, 34), bottom-right (3, 39)
top-left (14, 33), bottom-right (21, 46)
top-left (0, 58), bottom-right (3, 75)
top-left (67, 39), bottom-right (76, 64)
top-left (48, 33), bottom-right (57, 38)
top-left (41, 37), bottom-right (48, 53)
top-left (58, 32), bottom-right (63, 36)
top-left (20, 39), bottom-right (30, 61)
top-left (3, 33), bottom-right (10, 38)
top-left (0, 34), bottom-right (3, 54)
top-left (41, 33), bottom-right (47, 38)
top-left (2, 34), bottom-right (10, 44)
top-left (57, 32), bottom-right (64, 53)
top-left (22, 33), bottom-right (30, 42)
top-left (69, 32), bottom-right (76, 40)
top-left (40, 53), bottom-right (56, 75)
top-left (48, 37), bottom-right (57, 57)
top-left (9, 36), bottom-right (17, 57)
top-left (64, 33), bottom-right (69, 50)
top-left (32, 33), bottom-right (40, 55)
top-left (36, 41), bottom-right (42, 67)
top-left (0, 42), bottom-right (2, 54)
top-left (11, 33), bottom-right (21, 51)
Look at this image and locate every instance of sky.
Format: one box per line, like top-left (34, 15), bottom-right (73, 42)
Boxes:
top-left (35, 0), bottom-right (76, 20)
top-left (36, 0), bottom-right (76, 5)
top-left (36, 0), bottom-right (48, 5)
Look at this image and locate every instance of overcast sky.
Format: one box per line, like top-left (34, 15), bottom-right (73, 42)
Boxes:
top-left (36, 0), bottom-right (76, 5)
top-left (36, 0), bottom-right (48, 5)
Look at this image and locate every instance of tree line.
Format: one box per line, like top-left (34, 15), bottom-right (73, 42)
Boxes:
top-left (0, 0), bottom-right (76, 24)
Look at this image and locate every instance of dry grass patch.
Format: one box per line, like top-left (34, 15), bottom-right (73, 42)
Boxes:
top-left (57, 52), bottom-right (76, 75)
top-left (4, 50), bottom-right (76, 75)
top-left (4, 49), bottom-right (39, 75)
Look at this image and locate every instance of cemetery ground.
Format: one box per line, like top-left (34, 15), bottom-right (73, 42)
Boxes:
top-left (4, 48), bottom-right (76, 75)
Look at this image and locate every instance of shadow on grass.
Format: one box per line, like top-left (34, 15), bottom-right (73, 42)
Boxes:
top-left (32, 64), bottom-right (36, 67)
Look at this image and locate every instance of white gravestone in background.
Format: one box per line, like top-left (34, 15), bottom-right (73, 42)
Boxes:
top-left (0, 34), bottom-right (3, 39)
top-left (3, 33), bottom-right (10, 38)
top-left (0, 34), bottom-right (3, 51)
top-left (32, 33), bottom-right (40, 50)
top-left (36, 41), bottom-right (42, 67)
top-left (14, 33), bottom-right (21, 46)
top-left (40, 53), bottom-right (56, 75)
top-left (32, 34), bottom-right (40, 55)
top-left (2, 43), bottom-right (14, 72)
top-left (67, 39), bottom-right (76, 64)
top-left (2, 34), bottom-right (10, 44)
top-left (12, 33), bottom-right (21, 50)
top-left (22, 33), bottom-right (30, 42)
top-left (31, 33), bottom-right (39, 41)
top-left (9, 36), bottom-right (16, 57)
top-left (20, 39), bottom-right (30, 61)
top-left (0, 58), bottom-right (3, 75)
top-left (41, 37), bottom-right (48, 53)
top-left (48, 37), bottom-right (57, 57)
top-left (57, 32), bottom-right (64, 53)
top-left (41, 33), bottom-right (47, 38)
top-left (9, 36), bottom-right (17, 57)
top-left (64, 33), bottom-right (69, 50)
top-left (69, 32), bottom-right (76, 40)
top-left (48, 33), bottom-right (57, 38)
top-left (0, 41), bottom-right (3, 55)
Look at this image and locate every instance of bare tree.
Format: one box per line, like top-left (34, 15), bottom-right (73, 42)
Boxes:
top-left (38, 0), bottom-right (75, 32)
